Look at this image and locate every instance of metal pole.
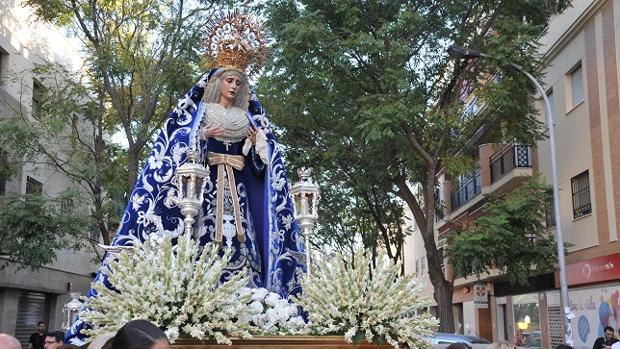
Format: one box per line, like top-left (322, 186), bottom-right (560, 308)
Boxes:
top-left (304, 226), bottom-right (312, 275)
top-left (488, 56), bottom-right (573, 345)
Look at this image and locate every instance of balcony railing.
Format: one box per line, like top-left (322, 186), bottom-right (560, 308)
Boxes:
top-left (450, 170), bottom-right (481, 211)
top-left (490, 144), bottom-right (532, 183)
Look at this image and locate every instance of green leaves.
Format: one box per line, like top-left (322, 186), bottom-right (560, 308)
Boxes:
top-left (262, 0), bottom-right (570, 331)
top-left (0, 191), bottom-right (90, 270)
top-left (448, 179), bottom-right (561, 286)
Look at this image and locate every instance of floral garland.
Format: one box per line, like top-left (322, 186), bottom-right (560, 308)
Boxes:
top-left (77, 234), bottom-right (436, 348)
top-left (239, 287), bottom-right (307, 335)
top-left (292, 252), bottom-right (439, 349)
top-left (78, 233), bottom-right (253, 344)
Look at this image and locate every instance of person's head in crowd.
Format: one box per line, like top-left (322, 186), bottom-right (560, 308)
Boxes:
top-left (447, 343), bottom-right (473, 349)
top-left (112, 320), bottom-right (170, 349)
top-left (58, 345), bottom-right (79, 349)
top-left (44, 331), bottom-right (65, 349)
top-left (556, 344), bottom-right (573, 349)
top-left (87, 332), bottom-right (115, 349)
top-left (37, 321), bottom-right (47, 334)
top-left (605, 326), bottom-right (616, 341)
top-left (0, 333), bottom-right (22, 349)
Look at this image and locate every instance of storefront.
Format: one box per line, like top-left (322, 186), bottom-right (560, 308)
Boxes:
top-left (558, 253), bottom-right (620, 349)
top-left (513, 293), bottom-right (543, 348)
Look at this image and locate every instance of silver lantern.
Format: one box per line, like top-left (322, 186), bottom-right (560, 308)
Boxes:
top-left (291, 168), bottom-right (320, 274)
top-left (174, 148), bottom-right (208, 238)
top-left (61, 292), bottom-right (82, 330)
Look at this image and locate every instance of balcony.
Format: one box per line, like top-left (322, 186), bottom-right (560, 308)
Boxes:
top-left (490, 144), bottom-right (532, 182)
top-left (485, 144), bottom-right (534, 195)
top-left (450, 170), bottom-right (482, 212)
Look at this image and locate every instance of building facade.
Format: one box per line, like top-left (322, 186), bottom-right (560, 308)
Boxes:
top-left (0, 0), bottom-right (99, 346)
top-left (404, 1), bottom-right (620, 348)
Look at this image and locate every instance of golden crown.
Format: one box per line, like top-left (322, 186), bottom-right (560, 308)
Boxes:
top-left (205, 10), bottom-right (266, 76)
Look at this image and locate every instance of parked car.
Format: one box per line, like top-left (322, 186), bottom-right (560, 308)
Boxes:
top-left (432, 333), bottom-right (491, 349)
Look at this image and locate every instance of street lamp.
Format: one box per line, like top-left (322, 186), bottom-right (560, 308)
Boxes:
top-left (291, 168), bottom-right (320, 275)
top-left (447, 45), bottom-right (574, 345)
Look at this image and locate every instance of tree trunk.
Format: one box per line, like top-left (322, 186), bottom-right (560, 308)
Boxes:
top-left (397, 169), bottom-right (456, 331)
top-left (433, 279), bottom-right (455, 332)
top-left (127, 149), bottom-right (139, 195)
top-left (424, 168), bottom-right (456, 333)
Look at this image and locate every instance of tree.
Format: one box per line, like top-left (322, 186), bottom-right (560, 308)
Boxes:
top-left (0, 63), bottom-right (125, 246)
top-left (260, 0), bottom-right (570, 332)
top-left (25, 0), bottom-right (230, 193)
top-left (0, 192), bottom-right (90, 270)
top-left (448, 179), bottom-right (561, 286)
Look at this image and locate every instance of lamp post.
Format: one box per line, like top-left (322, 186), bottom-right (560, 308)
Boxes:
top-left (447, 45), bottom-right (573, 345)
top-left (173, 148), bottom-right (209, 238)
top-left (291, 168), bottom-right (320, 275)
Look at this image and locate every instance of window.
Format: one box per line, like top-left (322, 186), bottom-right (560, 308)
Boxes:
top-left (568, 63), bottom-right (584, 110)
top-left (545, 89), bottom-right (554, 120)
top-left (26, 176), bottom-right (43, 195)
top-left (571, 171), bottom-right (591, 219)
top-left (0, 45), bottom-right (8, 80)
top-left (545, 199), bottom-right (556, 228)
top-left (438, 247), bottom-right (445, 268)
top-left (32, 80), bottom-right (44, 118)
top-left (415, 259), bottom-right (420, 276)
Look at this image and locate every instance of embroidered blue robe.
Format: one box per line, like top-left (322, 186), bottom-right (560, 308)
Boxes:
top-left (66, 68), bottom-right (305, 344)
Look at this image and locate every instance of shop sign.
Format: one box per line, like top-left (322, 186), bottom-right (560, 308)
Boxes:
top-left (473, 284), bottom-right (488, 309)
top-left (564, 253), bottom-right (620, 286)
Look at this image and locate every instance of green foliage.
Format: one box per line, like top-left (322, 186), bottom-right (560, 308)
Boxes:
top-left (0, 191), bottom-right (90, 270)
top-left (447, 179), bottom-right (561, 285)
top-left (260, 0), bottom-right (572, 331)
top-left (260, 1), bottom-right (570, 266)
top-left (23, 0), bottom-right (233, 191)
top-left (0, 63), bottom-right (126, 247)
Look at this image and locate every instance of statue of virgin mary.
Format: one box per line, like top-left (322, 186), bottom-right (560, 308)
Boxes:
top-left (66, 13), bottom-right (306, 343)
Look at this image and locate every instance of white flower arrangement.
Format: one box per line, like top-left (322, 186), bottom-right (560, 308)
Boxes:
top-left (237, 287), bottom-right (307, 335)
top-left (78, 233), bottom-right (254, 344)
top-left (292, 251), bottom-right (438, 349)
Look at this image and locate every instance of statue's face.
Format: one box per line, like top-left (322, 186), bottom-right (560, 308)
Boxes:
top-left (219, 73), bottom-right (242, 106)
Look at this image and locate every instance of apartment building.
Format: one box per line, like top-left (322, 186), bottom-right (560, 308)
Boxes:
top-left (404, 1), bottom-right (620, 348)
top-left (0, 1), bottom-right (98, 346)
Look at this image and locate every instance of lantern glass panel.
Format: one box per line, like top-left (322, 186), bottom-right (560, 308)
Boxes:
top-left (308, 196), bottom-right (315, 215)
top-left (182, 176), bottom-right (189, 198)
top-left (194, 177), bottom-right (204, 199)
top-left (294, 195), bottom-right (301, 215)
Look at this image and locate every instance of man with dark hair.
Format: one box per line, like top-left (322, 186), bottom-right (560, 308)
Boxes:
top-left (43, 331), bottom-right (64, 349)
top-left (28, 321), bottom-right (46, 349)
top-left (594, 326), bottom-right (618, 349)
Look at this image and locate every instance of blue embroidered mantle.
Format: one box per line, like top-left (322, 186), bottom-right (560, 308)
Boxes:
top-left (66, 69), bottom-right (305, 344)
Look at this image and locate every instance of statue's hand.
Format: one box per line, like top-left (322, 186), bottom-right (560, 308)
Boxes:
top-left (201, 124), bottom-right (224, 139)
top-left (246, 126), bottom-right (258, 145)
